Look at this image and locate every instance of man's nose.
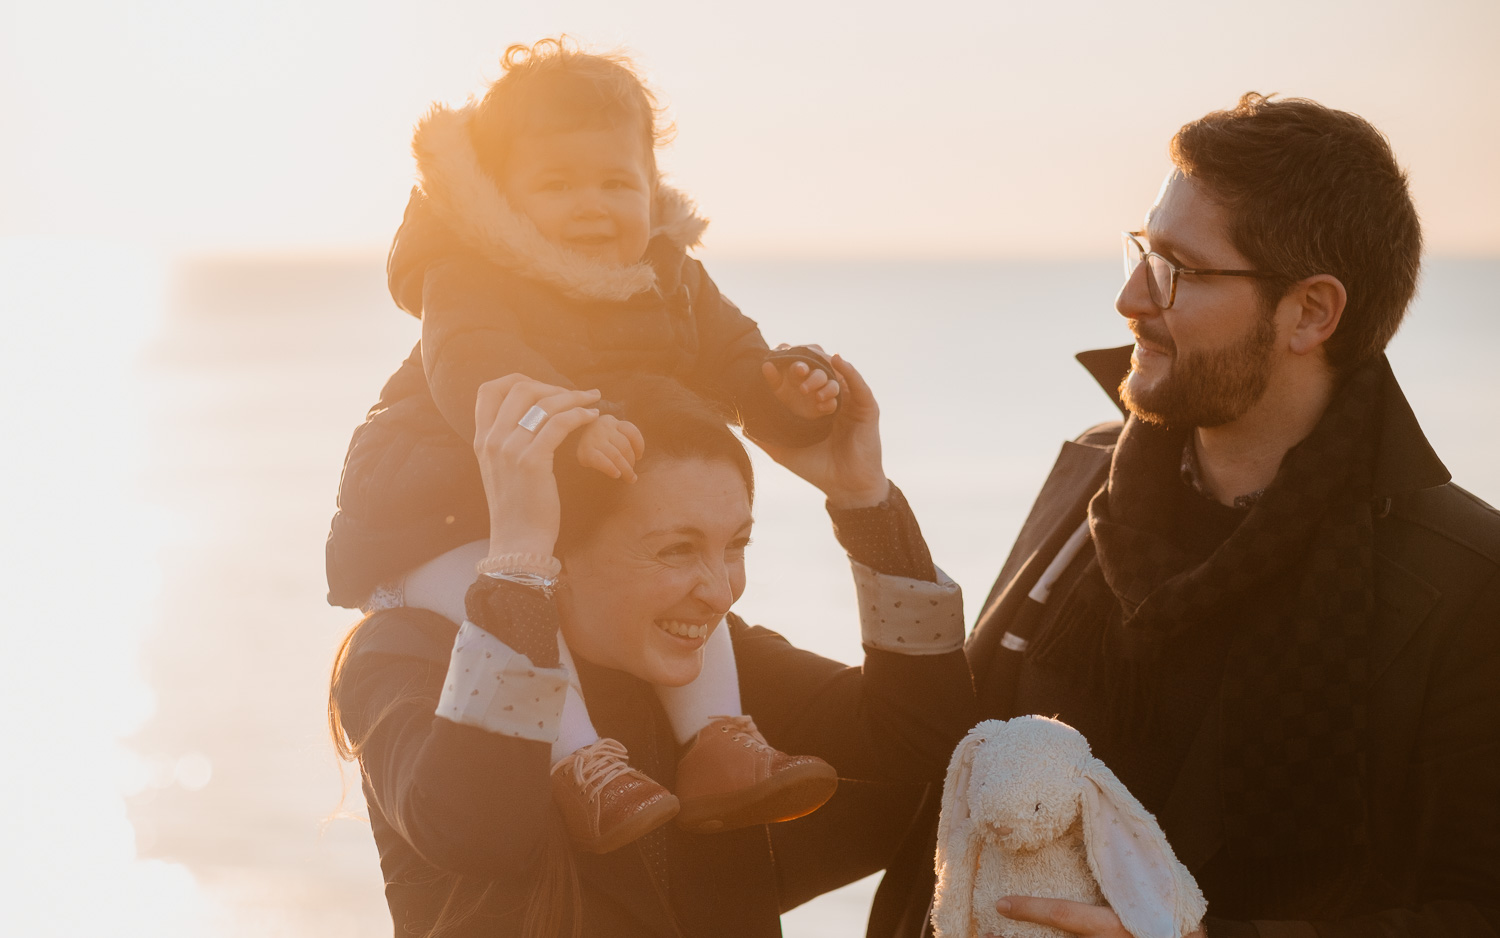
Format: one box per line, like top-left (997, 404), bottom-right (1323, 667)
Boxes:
top-left (1116, 260), bottom-right (1157, 322)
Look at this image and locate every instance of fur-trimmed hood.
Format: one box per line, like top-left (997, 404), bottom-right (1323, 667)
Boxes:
top-left (410, 100), bottom-right (709, 303)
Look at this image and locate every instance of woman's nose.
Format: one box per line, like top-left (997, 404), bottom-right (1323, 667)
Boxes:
top-left (1115, 259), bottom-right (1156, 322)
top-left (692, 560), bottom-right (734, 614)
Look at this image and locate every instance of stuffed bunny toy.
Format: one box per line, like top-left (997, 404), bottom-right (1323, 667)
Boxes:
top-left (932, 716), bottom-right (1206, 938)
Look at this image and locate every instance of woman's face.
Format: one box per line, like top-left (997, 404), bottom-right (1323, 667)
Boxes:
top-left (556, 457), bottom-right (752, 687)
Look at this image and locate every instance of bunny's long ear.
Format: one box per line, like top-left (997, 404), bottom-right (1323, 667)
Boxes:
top-left (1080, 758), bottom-right (1207, 938)
top-left (931, 725), bottom-right (992, 938)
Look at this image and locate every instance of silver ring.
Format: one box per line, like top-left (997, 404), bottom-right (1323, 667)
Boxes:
top-left (517, 405), bottom-right (548, 432)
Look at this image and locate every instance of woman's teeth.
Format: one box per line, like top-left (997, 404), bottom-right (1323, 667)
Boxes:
top-left (657, 620), bottom-right (709, 639)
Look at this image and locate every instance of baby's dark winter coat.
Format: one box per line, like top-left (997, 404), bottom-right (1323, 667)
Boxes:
top-left (326, 103), bottom-right (831, 607)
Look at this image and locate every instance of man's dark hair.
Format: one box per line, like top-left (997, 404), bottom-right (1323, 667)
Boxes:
top-left (1171, 92), bottom-right (1423, 370)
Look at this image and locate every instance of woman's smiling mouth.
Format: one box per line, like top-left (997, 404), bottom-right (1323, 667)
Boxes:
top-left (656, 619), bottom-right (714, 641)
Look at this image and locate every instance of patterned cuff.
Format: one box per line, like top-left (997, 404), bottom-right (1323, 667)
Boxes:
top-left (436, 621), bottom-right (568, 743)
top-left (852, 559), bottom-right (964, 654)
top-left (464, 577), bottom-right (562, 668)
top-left (827, 483), bottom-right (937, 582)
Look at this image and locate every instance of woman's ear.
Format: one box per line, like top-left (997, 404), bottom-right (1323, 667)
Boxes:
top-left (1080, 759), bottom-right (1206, 938)
top-left (931, 723), bottom-right (995, 938)
top-left (1284, 273), bottom-right (1347, 357)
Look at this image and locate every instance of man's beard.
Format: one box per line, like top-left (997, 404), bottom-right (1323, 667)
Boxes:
top-left (1119, 311), bottom-right (1278, 429)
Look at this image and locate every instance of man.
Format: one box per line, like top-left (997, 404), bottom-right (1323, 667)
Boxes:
top-left (866, 93), bottom-right (1500, 937)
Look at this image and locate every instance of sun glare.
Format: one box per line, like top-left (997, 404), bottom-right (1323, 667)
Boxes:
top-left (0, 239), bottom-right (219, 935)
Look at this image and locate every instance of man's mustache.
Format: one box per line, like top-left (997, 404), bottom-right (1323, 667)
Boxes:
top-left (1131, 322), bottom-right (1176, 355)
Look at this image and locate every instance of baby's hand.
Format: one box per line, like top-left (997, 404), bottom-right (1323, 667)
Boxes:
top-left (576, 416), bottom-right (646, 482)
top-left (762, 346), bottom-right (841, 420)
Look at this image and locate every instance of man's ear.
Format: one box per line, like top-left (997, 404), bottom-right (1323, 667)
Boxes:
top-left (1284, 274), bottom-right (1347, 356)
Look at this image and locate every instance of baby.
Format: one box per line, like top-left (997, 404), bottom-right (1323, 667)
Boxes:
top-left (327, 39), bottom-right (845, 853)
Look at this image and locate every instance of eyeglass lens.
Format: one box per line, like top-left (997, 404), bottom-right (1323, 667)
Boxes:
top-left (1122, 235), bottom-right (1172, 308)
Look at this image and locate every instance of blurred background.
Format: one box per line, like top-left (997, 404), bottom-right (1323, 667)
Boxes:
top-left (2, 1), bottom-right (1497, 935)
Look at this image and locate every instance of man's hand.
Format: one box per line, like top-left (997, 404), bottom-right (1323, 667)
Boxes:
top-left (575, 415), bottom-right (646, 483)
top-left (762, 354), bottom-right (840, 420)
top-left (987, 897), bottom-right (1205, 938)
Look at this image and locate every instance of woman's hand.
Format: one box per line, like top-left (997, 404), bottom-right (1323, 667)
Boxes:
top-left (987, 897), bottom-right (1206, 938)
top-left (754, 352), bottom-right (889, 509)
top-left (472, 375), bottom-right (603, 558)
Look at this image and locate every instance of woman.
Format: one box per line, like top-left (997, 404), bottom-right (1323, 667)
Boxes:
top-left (329, 359), bottom-right (976, 937)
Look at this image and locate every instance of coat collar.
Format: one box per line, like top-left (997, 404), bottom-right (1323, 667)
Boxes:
top-left (410, 101), bottom-right (709, 303)
top-left (1075, 344), bottom-right (1451, 499)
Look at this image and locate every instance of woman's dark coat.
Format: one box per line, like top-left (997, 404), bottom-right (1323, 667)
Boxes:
top-left (336, 609), bottom-right (976, 937)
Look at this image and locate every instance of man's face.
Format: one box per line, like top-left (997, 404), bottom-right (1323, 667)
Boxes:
top-left (1115, 172), bottom-right (1280, 429)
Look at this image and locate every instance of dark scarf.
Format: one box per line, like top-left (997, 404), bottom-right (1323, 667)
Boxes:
top-left (1046, 360), bottom-right (1384, 858)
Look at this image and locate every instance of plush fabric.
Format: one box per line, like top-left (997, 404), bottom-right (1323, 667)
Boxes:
top-left (933, 717), bottom-right (1204, 938)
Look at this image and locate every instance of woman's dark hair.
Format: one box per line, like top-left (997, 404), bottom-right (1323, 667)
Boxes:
top-left (469, 37), bottom-right (672, 187)
top-left (1170, 92), bottom-right (1423, 371)
top-left (329, 376), bottom-right (750, 937)
top-left (554, 373), bottom-right (755, 556)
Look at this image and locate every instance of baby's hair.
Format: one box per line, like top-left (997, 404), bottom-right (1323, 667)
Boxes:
top-left (469, 37), bottom-right (672, 187)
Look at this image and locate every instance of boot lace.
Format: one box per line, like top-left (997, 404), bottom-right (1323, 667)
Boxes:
top-left (573, 738), bottom-right (636, 799)
top-left (713, 715), bottom-right (771, 751)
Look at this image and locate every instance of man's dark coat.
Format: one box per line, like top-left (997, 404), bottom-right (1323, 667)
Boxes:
top-left (866, 347), bottom-right (1500, 938)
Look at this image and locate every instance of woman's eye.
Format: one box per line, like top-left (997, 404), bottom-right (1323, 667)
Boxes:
top-left (540, 180), bottom-right (568, 192)
top-left (660, 543), bottom-right (694, 559)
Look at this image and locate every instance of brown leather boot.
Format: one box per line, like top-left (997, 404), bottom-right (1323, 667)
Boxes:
top-left (674, 716), bottom-right (839, 834)
top-left (549, 738), bottom-right (680, 854)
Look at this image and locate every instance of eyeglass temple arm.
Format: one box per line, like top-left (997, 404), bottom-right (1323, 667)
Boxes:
top-left (1125, 232), bottom-right (1270, 278)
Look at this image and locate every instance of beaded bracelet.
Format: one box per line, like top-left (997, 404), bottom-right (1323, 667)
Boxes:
top-left (476, 552), bottom-right (563, 599)
top-left (476, 552), bottom-right (562, 579)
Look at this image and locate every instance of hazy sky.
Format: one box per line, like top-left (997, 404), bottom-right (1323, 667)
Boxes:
top-left (4, 0), bottom-right (1497, 257)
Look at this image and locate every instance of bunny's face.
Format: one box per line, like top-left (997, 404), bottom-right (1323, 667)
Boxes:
top-left (965, 717), bottom-right (1092, 853)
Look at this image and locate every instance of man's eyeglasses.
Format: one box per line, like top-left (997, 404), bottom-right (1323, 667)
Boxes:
top-left (1122, 231), bottom-right (1274, 310)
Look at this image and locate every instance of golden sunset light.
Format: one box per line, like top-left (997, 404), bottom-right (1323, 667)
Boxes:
top-left (2, 2), bottom-right (1496, 936)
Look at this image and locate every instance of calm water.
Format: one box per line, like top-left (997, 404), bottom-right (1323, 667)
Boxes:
top-left (4, 246), bottom-right (1497, 936)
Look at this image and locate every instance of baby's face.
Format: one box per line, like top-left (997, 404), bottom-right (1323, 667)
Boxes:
top-left (502, 122), bottom-right (653, 267)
